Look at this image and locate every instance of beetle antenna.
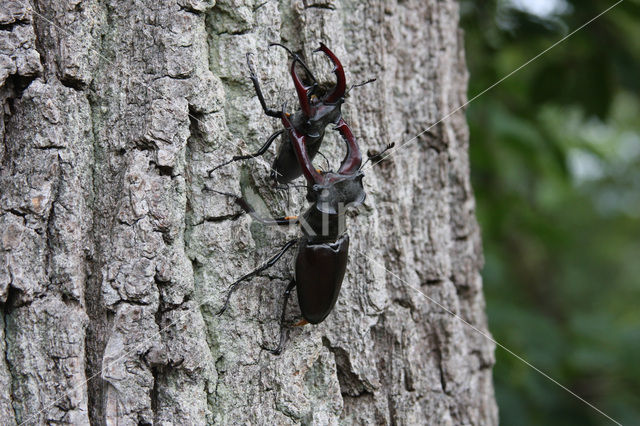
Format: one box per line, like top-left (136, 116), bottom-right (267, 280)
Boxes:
top-left (361, 142), bottom-right (395, 169)
top-left (316, 151), bottom-right (331, 172)
top-left (346, 78), bottom-right (376, 96)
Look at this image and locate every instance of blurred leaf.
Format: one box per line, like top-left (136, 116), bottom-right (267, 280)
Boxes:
top-left (461, 0), bottom-right (640, 424)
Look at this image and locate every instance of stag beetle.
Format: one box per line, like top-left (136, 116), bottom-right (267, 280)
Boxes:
top-left (213, 102), bottom-right (393, 354)
top-left (209, 43), bottom-right (374, 186)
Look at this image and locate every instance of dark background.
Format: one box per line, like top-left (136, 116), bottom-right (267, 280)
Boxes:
top-left (460, 0), bottom-right (640, 424)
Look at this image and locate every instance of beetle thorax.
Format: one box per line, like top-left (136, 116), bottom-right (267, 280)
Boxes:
top-left (307, 171), bottom-right (365, 214)
top-left (304, 101), bottom-right (342, 135)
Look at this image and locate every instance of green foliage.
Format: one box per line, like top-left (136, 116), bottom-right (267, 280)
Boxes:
top-left (460, 0), bottom-right (640, 424)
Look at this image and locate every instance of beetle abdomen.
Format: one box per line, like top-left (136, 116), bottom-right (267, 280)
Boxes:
top-left (295, 234), bottom-right (349, 324)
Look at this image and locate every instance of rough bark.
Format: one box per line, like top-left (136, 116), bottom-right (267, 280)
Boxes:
top-left (0, 0), bottom-right (497, 424)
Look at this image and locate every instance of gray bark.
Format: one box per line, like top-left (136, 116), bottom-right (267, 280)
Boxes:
top-left (0, 0), bottom-right (497, 424)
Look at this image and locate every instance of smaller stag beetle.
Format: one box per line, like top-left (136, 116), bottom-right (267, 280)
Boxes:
top-left (212, 103), bottom-right (393, 355)
top-left (209, 43), bottom-right (374, 186)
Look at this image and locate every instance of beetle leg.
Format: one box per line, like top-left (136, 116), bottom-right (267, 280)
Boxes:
top-left (216, 239), bottom-right (297, 316)
top-left (269, 43), bottom-right (320, 90)
top-left (207, 129), bottom-right (285, 176)
top-left (246, 52), bottom-right (282, 118)
top-left (314, 43), bottom-right (346, 103)
top-left (205, 188), bottom-right (300, 226)
top-left (262, 279), bottom-right (297, 355)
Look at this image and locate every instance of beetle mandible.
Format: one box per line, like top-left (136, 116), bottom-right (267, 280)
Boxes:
top-left (209, 43), bottom-right (374, 186)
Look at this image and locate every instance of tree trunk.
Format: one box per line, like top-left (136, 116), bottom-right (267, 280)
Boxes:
top-left (0, 0), bottom-right (497, 424)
